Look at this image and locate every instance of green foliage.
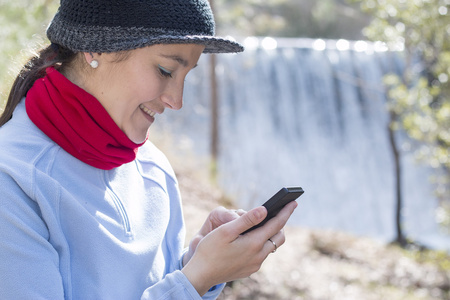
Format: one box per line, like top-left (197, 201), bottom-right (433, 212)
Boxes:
top-left (437, 201), bottom-right (450, 234)
top-left (0, 0), bottom-right (58, 110)
top-left (352, 0), bottom-right (450, 202)
top-left (214, 0), bottom-right (371, 39)
top-left (405, 246), bottom-right (450, 272)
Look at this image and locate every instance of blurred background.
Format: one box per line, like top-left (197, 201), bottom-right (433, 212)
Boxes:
top-left (158, 0), bottom-right (448, 251)
top-left (1, 0), bottom-right (449, 250)
top-left (1, 1), bottom-right (449, 298)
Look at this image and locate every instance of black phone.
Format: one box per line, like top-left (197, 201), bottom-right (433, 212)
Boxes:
top-left (242, 187), bottom-right (304, 234)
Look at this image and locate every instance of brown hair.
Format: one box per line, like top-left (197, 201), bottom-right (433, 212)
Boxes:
top-left (0, 44), bottom-right (77, 126)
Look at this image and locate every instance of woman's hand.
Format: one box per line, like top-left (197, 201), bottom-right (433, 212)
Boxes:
top-left (182, 206), bottom-right (245, 267)
top-left (181, 201), bottom-right (298, 296)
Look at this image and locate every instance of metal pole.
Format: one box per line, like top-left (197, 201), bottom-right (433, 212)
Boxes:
top-left (210, 53), bottom-right (218, 162)
top-left (209, 0), bottom-right (219, 176)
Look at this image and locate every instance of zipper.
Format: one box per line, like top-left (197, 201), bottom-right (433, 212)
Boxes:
top-left (105, 183), bottom-right (133, 237)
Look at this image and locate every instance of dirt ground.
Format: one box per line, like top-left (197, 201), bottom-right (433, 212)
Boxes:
top-left (174, 155), bottom-right (450, 300)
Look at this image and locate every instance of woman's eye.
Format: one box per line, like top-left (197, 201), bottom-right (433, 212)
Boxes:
top-left (158, 65), bottom-right (172, 78)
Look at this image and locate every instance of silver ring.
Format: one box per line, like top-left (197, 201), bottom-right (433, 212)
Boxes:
top-left (268, 238), bottom-right (277, 253)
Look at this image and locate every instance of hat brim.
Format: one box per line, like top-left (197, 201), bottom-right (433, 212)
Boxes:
top-left (47, 18), bottom-right (244, 54)
top-left (151, 36), bottom-right (244, 54)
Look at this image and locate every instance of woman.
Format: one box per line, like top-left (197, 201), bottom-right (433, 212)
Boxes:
top-left (0, 0), bottom-right (298, 299)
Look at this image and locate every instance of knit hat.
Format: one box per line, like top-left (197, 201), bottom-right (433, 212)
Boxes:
top-left (46, 0), bottom-right (244, 54)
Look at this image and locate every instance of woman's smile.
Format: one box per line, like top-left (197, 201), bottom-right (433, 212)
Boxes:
top-left (73, 44), bottom-right (204, 143)
top-left (139, 104), bottom-right (157, 122)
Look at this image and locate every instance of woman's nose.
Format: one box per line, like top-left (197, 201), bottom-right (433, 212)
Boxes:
top-left (161, 82), bottom-right (184, 110)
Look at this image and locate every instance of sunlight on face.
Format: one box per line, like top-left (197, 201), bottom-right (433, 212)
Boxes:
top-left (81, 44), bottom-right (205, 143)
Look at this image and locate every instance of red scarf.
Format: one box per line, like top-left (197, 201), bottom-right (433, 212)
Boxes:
top-left (26, 67), bottom-right (145, 170)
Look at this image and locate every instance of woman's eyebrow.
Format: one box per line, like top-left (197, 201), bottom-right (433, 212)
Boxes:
top-left (158, 54), bottom-right (199, 69)
top-left (159, 54), bottom-right (189, 67)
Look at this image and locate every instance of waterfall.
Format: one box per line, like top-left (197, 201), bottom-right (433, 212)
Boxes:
top-left (153, 38), bottom-right (450, 250)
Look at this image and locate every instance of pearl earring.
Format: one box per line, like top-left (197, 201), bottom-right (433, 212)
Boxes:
top-left (90, 60), bottom-right (99, 69)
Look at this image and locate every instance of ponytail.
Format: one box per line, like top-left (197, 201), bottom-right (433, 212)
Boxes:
top-left (0, 44), bottom-right (77, 126)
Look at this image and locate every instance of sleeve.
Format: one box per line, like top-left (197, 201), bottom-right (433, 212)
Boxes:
top-left (140, 221), bottom-right (227, 299)
top-left (0, 171), bottom-right (65, 299)
top-left (177, 251), bottom-right (226, 300)
top-left (139, 156), bottom-right (226, 300)
top-left (140, 271), bottom-right (225, 300)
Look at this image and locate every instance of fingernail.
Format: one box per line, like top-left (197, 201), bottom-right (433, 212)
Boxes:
top-left (253, 209), bottom-right (261, 220)
top-left (255, 206), bottom-right (265, 219)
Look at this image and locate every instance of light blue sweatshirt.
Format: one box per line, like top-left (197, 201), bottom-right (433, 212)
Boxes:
top-left (0, 100), bottom-right (224, 299)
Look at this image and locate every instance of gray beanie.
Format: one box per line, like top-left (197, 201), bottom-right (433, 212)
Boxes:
top-left (46, 0), bottom-right (244, 54)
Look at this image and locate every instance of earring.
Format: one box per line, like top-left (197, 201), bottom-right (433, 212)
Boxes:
top-left (90, 60), bottom-right (99, 69)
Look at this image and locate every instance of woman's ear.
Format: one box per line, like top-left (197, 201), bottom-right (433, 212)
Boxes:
top-left (83, 52), bottom-right (99, 69)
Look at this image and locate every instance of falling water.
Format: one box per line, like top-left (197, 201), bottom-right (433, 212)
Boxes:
top-left (153, 38), bottom-right (450, 250)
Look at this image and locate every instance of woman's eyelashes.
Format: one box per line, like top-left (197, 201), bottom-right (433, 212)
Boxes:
top-left (158, 64), bottom-right (173, 78)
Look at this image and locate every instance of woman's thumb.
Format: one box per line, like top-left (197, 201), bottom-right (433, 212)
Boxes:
top-left (232, 206), bottom-right (267, 235)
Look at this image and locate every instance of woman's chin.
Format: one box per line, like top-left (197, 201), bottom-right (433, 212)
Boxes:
top-left (127, 129), bottom-right (150, 144)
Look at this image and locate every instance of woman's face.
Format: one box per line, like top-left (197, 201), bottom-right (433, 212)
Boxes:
top-left (79, 43), bottom-right (204, 143)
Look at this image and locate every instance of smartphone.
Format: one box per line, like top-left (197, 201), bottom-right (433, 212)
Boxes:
top-left (242, 187), bottom-right (304, 234)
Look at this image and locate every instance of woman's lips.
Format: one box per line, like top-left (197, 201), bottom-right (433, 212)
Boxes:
top-left (139, 104), bottom-right (156, 117)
